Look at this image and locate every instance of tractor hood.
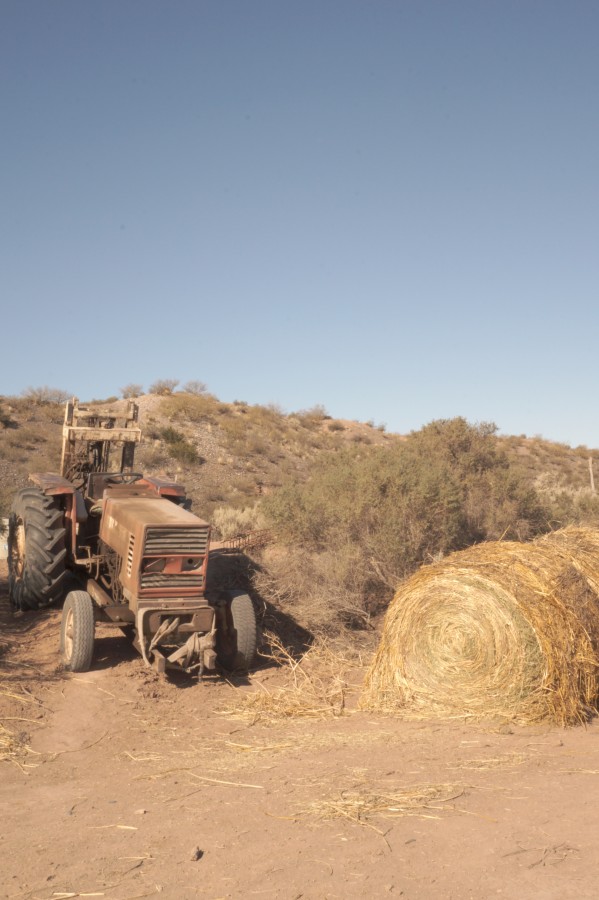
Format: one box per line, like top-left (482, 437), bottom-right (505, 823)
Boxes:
top-left (100, 497), bottom-right (210, 599)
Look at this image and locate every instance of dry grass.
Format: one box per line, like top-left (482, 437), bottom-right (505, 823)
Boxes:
top-left (304, 782), bottom-right (464, 824)
top-left (361, 527), bottom-right (599, 725)
top-left (450, 752), bottom-right (529, 770)
top-left (211, 503), bottom-right (265, 539)
top-left (221, 635), bottom-right (368, 724)
top-left (0, 715), bottom-right (40, 772)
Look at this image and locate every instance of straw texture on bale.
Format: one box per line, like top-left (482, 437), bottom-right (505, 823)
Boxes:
top-left (361, 527), bottom-right (599, 724)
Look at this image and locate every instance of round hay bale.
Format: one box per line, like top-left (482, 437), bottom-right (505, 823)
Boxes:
top-left (361, 529), bottom-right (599, 724)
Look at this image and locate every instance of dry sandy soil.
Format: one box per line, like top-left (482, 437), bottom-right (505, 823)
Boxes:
top-left (3, 561), bottom-right (599, 900)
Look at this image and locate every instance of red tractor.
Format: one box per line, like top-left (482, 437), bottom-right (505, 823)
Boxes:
top-left (8, 399), bottom-right (257, 675)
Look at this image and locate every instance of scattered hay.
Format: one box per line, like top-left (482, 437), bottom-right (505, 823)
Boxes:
top-left (451, 752), bottom-right (528, 770)
top-left (361, 527), bottom-right (599, 725)
top-left (0, 721), bottom-right (40, 771)
top-left (0, 679), bottom-right (43, 771)
top-left (0, 723), bottom-right (21, 763)
top-left (221, 636), bottom-right (365, 724)
top-left (305, 782), bottom-right (464, 824)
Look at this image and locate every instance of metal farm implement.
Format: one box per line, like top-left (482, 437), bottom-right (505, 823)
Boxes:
top-left (8, 399), bottom-right (256, 675)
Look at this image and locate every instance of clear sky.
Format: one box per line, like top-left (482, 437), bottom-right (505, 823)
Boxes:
top-left (2, 1), bottom-right (598, 445)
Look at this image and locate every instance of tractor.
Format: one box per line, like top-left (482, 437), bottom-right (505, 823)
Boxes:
top-left (7, 398), bottom-right (257, 675)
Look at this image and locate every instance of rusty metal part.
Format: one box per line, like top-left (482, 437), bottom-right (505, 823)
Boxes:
top-left (135, 609), bottom-right (154, 665)
top-left (86, 578), bottom-right (112, 607)
top-left (29, 473), bottom-right (76, 496)
top-left (19, 396), bottom-right (227, 679)
top-left (166, 630), bottom-right (216, 674)
top-left (100, 496), bottom-right (210, 600)
top-left (219, 529), bottom-right (272, 551)
top-left (61, 398), bottom-right (141, 481)
top-left (148, 616), bottom-right (181, 652)
top-left (135, 608), bottom-right (217, 674)
top-left (138, 476), bottom-right (186, 500)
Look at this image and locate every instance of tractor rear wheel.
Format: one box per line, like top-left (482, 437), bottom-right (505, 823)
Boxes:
top-left (8, 487), bottom-right (67, 610)
top-left (216, 591), bottom-right (257, 672)
top-left (60, 591), bottom-right (95, 672)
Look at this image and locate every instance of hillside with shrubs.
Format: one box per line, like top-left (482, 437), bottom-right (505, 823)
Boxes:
top-left (2, 383), bottom-right (599, 636)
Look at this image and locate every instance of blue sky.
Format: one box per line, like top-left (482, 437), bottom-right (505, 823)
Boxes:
top-left (2, 1), bottom-right (598, 445)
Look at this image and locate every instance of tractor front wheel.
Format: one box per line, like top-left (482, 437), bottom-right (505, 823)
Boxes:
top-left (60, 591), bottom-right (95, 672)
top-left (216, 592), bottom-right (257, 672)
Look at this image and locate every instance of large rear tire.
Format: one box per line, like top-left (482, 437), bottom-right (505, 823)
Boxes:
top-left (216, 591), bottom-right (257, 672)
top-left (8, 487), bottom-right (67, 610)
top-left (60, 591), bottom-right (95, 672)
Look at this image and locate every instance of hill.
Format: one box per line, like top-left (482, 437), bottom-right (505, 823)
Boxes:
top-left (0, 391), bottom-right (390, 528)
top-left (1, 390), bottom-right (597, 531)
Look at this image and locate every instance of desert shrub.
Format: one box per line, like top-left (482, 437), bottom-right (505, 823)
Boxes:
top-left (121, 383), bottom-right (144, 399)
top-left (295, 404), bottom-right (330, 427)
top-left (245, 435), bottom-right (270, 456)
top-left (230, 474), bottom-right (261, 499)
top-left (254, 544), bottom-right (380, 632)
top-left (22, 386), bottom-right (71, 404)
top-left (9, 396), bottom-right (65, 425)
top-left (259, 418), bottom-right (549, 632)
top-left (222, 405), bottom-right (290, 452)
top-left (220, 416), bottom-right (248, 450)
top-left (534, 472), bottom-right (599, 528)
top-left (0, 403), bottom-right (14, 428)
top-left (149, 378), bottom-right (179, 395)
top-left (159, 426), bottom-right (199, 464)
top-left (328, 421), bottom-right (345, 432)
top-left (182, 380), bottom-right (208, 395)
top-left (0, 444), bottom-right (27, 463)
top-left (6, 426), bottom-right (46, 448)
top-left (160, 426), bottom-right (185, 444)
top-left (170, 442), bottom-right (200, 464)
top-left (139, 446), bottom-right (170, 468)
top-left (0, 482), bottom-right (22, 519)
top-left (212, 504), bottom-right (265, 539)
top-left (160, 393), bottom-right (219, 422)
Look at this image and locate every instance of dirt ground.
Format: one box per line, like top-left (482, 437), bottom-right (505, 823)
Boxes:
top-left (3, 563), bottom-right (599, 899)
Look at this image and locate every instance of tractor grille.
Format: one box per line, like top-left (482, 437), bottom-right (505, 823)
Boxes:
top-left (144, 526), bottom-right (209, 556)
top-left (140, 572), bottom-right (205, 591)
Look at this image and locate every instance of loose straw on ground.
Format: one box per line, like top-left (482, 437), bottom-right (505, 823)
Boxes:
top-left (305, 783), bottom-right (464, 824)
top-left (221, 635), bottom-right (359, 723)
top-left (361, 527), bottom-right (599, 725)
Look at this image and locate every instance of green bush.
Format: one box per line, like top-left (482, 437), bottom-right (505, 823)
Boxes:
top-left (170, 441), bottom-right (200, 464)
top-left (259, 418), bottom-right (549, 631)
top-left (159, 426), bottom-right (199, 464)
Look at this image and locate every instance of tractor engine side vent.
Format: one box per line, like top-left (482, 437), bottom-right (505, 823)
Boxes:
top-left (127, 534), bottom-right (135, 577)
top-left (144, 526), bottom-right (209, 556)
